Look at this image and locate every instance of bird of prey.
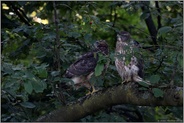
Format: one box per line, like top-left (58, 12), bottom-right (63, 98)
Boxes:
top-left (115, 31), bottom-right (150, 85)
top-left (64, 40), bottom-right (109, 94)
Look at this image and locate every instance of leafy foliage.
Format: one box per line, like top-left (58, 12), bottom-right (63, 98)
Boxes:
top-left (1, 1), bottom-right (183, 122)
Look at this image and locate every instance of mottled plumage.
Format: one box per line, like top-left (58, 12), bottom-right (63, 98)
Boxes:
top-left (115, 31), bottom-right (150, 85)
top-left (64, 40), bottom-right (109, 94)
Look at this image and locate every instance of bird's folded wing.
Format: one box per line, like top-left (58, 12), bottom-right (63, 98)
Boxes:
top-left (64, 52), bottom-right (98, 78)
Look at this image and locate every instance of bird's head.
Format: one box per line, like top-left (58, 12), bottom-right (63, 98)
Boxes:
top-left (94, 40), bottom-right (109, 55)
top-left (117, 31), bottom-right (130, 42)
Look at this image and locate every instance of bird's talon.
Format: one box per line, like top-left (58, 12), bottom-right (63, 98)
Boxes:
top-left (85, 91), bottom-right (92, 96)
top-left (86, 86), bottom-right (99, 95)
top-left (91, 89), bottom-right (99, 94)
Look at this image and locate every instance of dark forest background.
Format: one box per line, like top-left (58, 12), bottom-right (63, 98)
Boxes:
top-left (1, 1), bottom-right (183, 122)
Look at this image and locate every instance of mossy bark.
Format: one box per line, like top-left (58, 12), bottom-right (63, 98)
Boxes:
top-left (36, 83), bottom-right (183, 122)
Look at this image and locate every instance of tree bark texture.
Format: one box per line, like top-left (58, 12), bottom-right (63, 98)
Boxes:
top-left (36, 83), bottom-right (183, 122)
top-left (141, 2), bottom-right (158, 45)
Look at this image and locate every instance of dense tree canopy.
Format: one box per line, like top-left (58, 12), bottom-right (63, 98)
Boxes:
top-left (1, 1), bottom-right (183, 122)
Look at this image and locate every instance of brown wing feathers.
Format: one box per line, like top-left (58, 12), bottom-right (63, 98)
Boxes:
top-left (64, 52), bottom-right (98, 78)
top-left (64, 40), bottom-right (108, 79)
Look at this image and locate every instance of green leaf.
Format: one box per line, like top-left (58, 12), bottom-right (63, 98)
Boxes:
top-left (24, 71), bottom-right (35, 79)
top-left (137, 81), bottom-right (149, 87)
top-left (139, 87), bottom-right (148, 90)
top-left (84, 34), bottom-right (92, 43)
top-left (51, 71), bottom-right (60, 77)
top-left (32, 79), bottom-right (46, 93)
top-left (158, 26), bottom-right (172, 36)
top-left (109, 52), bottom-right (115, 61)
top-left (24, 81), bottom-right (33, 94)
top-left (152, 88), bottom-right (164, 98)
top-left (36, 64), bottom-right (48, 78)
top-left (95, 63), bottom-right (104, 76)
top-left (20, 102), bottom-right (36, 108)
top-left (37, 69), bottom-right (48, 78)
top-left (12, 66), bottom-right (22, 71)
top-left (148, 75), bottom-right (160, 84)
top-left (68, 32), bottom-right (81, 38)
top-left (53, 77), bottom-right (61, 82)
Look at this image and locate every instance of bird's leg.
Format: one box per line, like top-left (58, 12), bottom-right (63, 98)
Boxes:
top-left (127, 76), bottom-right (132, 82)
top-left (86, 85), bottom-right (99, 95)
top-left (124, 74), bottom-right (132, 83)
top-left (122, 78), bottom-right (129, 84)
top-left (122, 78), bottom-right (132, 84)
top-left (121, 76), bottom-right (126, 84)
top-left (122, 67), bottom-right (132, 84)
top-left (90, 85), bottom-right (99, 94)
top-left (122, 80), bottom-right (126, 84)
top-left (85, 82), bottom-right (99, 95)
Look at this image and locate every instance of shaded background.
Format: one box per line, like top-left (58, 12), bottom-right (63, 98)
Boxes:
top-left (1, 1), bottom-right (183, 122)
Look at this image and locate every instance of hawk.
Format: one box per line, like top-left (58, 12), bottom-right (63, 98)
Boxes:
top-left (64, 40), bottom-right (109, 94)
top-left (115, 31), bottom-right (150, 85)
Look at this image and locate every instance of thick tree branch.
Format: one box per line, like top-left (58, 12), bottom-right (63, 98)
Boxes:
top-left (36, 83), bottom-right (183, 122)
top-left (110, 105), bottom-right (143, 121)
top-left (155, 1), bottom-right (162, 30)
top-left (141, 2), bottom-right (158, 46)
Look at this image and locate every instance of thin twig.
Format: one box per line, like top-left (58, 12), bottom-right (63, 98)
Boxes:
top-left (53, 1), bottom-right (61, 70)
top-left (153, 56), bottom-right (165, 73)
top-left (53, 1), bottom-right (66, 105)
